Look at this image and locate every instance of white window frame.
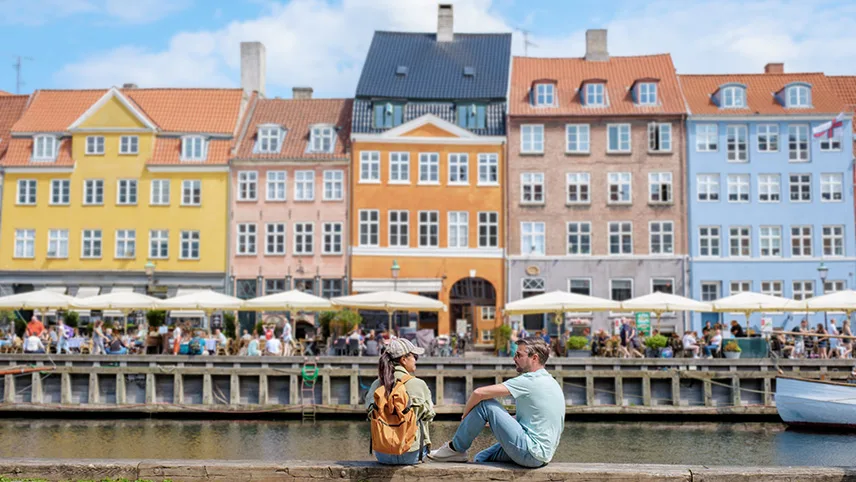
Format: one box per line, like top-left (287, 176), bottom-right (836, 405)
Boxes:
top-left (264, 223), bottom-right (286, 256)
top-left (266, 171), bottom-right (287, 201)
top-left (722, 86), bottom-right (746, 108)
top-left (729, 226), bottom-right (751, 258)
top-left (647, 123), bottom-right (672, 153)
top-left (83, 179), bottom-right (104, 206)
top-left (14, 229), bottom-right (35, 259)
top-left (180, 230), bottom-right (200, 260)
top-left (358, 210), bottom-right (380, 247)
top-left (17, 179), bottom-right (36, 205)
top-left (609, 278), bottom-right (634, 303)
top-left (359, 151), bottom-right (380, 183)
top-left (33, 135), bottom-right (58, 161)
top-left (701, 282), bottom-right (721, 302)
top-left (695, 124), bottom-right (718, 152)
top-left (790, 225), bottom-right (813, 258)
top-left (608, 221), bottom-right (633, 255)
top-left (180, 135), bottom-right (207, 161)
top-left (418, 153), bottom-right (440, 185)
top-left (566, 172), bottom-right (590, 205)
top-left (389, 152), bottom-right (410, 184)
top-left (696, 174), bottom-right (720, 202)
top-left (788, 125), bottom-right (810, 162)
top-left (388, 210), bottom-right (409, 248)
top-left (648, 172), bottom-right (673, 204)
top-left (448, 153), bottom-right (469, 186)
top-left (821, 173), bottom-right (843, 202)
top-left (81, 229), bottom-right (102, 259)
top-left (730, 281), bottom-right (752, 295)
top-left (759, 226), bottom-right (782, 257)
top-left (114, 229), bottom-right (136, 259)
top-left (257, 126), bottom-right (282, 154)
top-left (607, 124), bottom-right (631, 153)
top-left (787, 85), bottom-right (810, 108)
top-left (322, 222), bottom-right (343, 255)
top-left (150, 179), bottom-right (170, 206)
top-left (824, 280), bottom-right (846, 295)
top-left (534, 83), bottom-right (555, 106)
top-left (294, 170), bottom-right (315, 201)
top-left (181, 180), bottom-right (202, 206)
top-left (567, 221), bottom-right (591, 256)
top-left (447, 211), bottom-right (469, 248)
top-left (820, 130), bottom-right (842, 152)
top-left (293, 223), bottom-right (314, 255)
top-left (698, 226), bottom-right (721, 258)
top-left (521, 172), bottom-right (545, 205)
top-left (116, 179), bottom-right (138, 205)
top-left (792, 280), bottom-right (814, 301)
top-left (822, 225), bottom-right (845, 257)
top-left (727, 174), bottom-right (750, 203)
top-left (119, 135), bottom-right (139, 155)
top-left (521, 221), bottom-right (546, 255)
top-left (520, 125), bottom-right (544, 154)
top-left (236, 223), bottom-right (257, 256)
top-left (477, 211), bottom-right (498, 248)
top-left (565, 124), bottom-right (590, 153)
top-left (585, 83), bottom-right (606, 106)
top-left (309, 125), bottom-right (335, 153)
top-left (47, 229), bottom-right (68, 259)
top-left (726, 125), bottom-right (748, 162)
top-left (638, 82), bottom-right (658, 105)
top-left (608, 172), bottom-right (632, 204)
top-left (757, 124), bottom-right (779, 152)
top-left (649, 220), bottom-right (674, 255)
top-left (651, 278), bottom-right (675, 295)
top-left (761, 280), bottom-right (784, 297)
top-left (85, 135), bottom-right (105, 155)
top-left (149, 229), bottom-right (169, 260)
top-left (323, 170), bottom-right (344, 201)
top-left (758, 174), bottom-right (781, 203)
top-left (418, 211), bottom-right (439, 248)
top-left (237, 171), bottom-right (258, 201)
top-left (477, 153), bottom-right (498, 186)
top-left (789, 173), bottom-right (812, 203)
top-left (49, 179), bottom-right (70, 206)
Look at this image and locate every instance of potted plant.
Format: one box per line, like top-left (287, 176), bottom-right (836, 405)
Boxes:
top-left (723, 340), bottom-right (742, 359)
top-left (494, 324), bottom-right (512, 356)
top-left (565, 336), bottom-right (590, 358)
top-left (643, 334), bottom-right (668, 358)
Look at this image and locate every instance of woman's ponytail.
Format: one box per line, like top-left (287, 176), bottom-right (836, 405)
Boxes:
top-left (378, 352), bottom-right (398, 397)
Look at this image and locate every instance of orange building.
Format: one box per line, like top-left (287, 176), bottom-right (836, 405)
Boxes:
top-left (349, 5), bottom-right (511, 340)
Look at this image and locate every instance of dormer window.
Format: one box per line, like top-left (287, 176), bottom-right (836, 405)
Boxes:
top-left (786, 84), bottom-right (810, 108)
top-left (373, 102), bottom-right (404, 129)
top-left (309, 125), bottom-right (335, 153)
top-left (457, 103), bottom-right (486, 129)
top-left (257, 125), bottom-right (283, 153)
top-left (721, 86), bottom-right (746, 108)
top-left (534, 83), bottom-right (555, 106)
top-left (638, 82), bottom-right (658, 105)
top-left (585, 83), bottom-right (605, 106)
top-left (181, 135), bottom-right (207, 161)
top-left (33, 135), bottom-right (58, 161)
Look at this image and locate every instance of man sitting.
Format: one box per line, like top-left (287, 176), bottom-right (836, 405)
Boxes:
top-left (264, 336), bottom-right (282, 356)
top-left (428, 337), bottom-right (564, 467)
top-left (106, 332), bottom-right (128, 355)
top-left (704, 329), bottom-right (723, 358)
top-left (24, 333), bottom-right (46, 354)
top-left (247, 334), bottom-right (261, 356)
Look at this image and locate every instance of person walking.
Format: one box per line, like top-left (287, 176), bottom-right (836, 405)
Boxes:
top-left (92, 320), bottom-right (106, 355)
top-left (428, 337), bottom-right (563, 468)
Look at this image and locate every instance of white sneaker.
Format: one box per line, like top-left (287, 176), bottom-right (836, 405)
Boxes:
top-left (427, 442), bottom-right (467, 463)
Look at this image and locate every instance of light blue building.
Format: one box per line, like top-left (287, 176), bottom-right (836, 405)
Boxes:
top-left (682, 69), bottom-right (855, 331)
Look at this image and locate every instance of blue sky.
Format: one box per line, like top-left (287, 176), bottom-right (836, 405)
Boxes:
top-left (3, 0), bottom-right (856, 97)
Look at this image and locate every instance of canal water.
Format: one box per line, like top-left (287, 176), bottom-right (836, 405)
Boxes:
top-left (2, 419), bottom-right (856, 466)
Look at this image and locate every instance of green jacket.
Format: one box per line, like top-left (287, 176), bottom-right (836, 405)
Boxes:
top-left (365, 365), bottom-right (435, 452)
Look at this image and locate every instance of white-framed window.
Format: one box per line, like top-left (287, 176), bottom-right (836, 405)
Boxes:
top-left (266, 171), bottom-right (286, 201)
top-left (585, 83), bottom-right (606, 106)
top-left (389, 152), bottom-right (410, 184)
top-left (448, 211), bottom-right (469, 248)
top-left (418, 211), bottom-right (439, 247)
top-left (820, 131), bottom-right (842, 151)
top-left (50, 179), bottom-right (70, 205)
top-left (294, 170), bottom-right (315, 201)
top-left (821, 173), bottom-right (843, 202)
top-left (695, 124), bottom-right (718, 152)
top-left (648, 123), bottom-right (672, 152)
top-left (150, 179), bottom-right (170, 206)
top-left (648, 172), bottom-right (672, 203)
top-left (33, 135), bottom-right (58, 160)
top-left (792, 281), bottom-right (814, 301)
top-left (521, 221), bottom-right (545, 255)
top-left (521, 125), bottom-right (544, 154)
top-left (825, 280), bottom-right (846, 294)
top-left (522, 277), bottom-right (546, 292)
top-left (418, 153), bottom-right (440, 184)
top-left (608, 172), bottom-right (632, 204)
top-left (722, 86), bottom-right (746, 108)
top-left (358, 210), bottom-right (379, 247)
top-left (788, 125), bottom-right (810, 162)
top-left (478, 211), bottom-right (498, 248)
top-left (567, 222), bottom-right (591, 255)
top-left (448, 153), bottom-right (469, 185)
top-left (180, 135), bottom-right (207, 161)
top-left (359, 151), bottom-right (380, 182)
top-left (180, 230), bottom-right (200, 260)
top-left (566, 124), bottom-right (590, 153)
top-left (309, 125), bottom-right (335, 153)
top-left (608, 221), bottom-right (633, 255)
top-left (481, 306), bottom-right (496, 321)
top-left (116, 179), bottom-right (137, 205)
top-left (264, 223), bottom-right (286, 255)
top-left (257, 126), bottom-right (282, 153)
top-left (789, 173), bottom-right (811, 202)
top-left (115, 229), bottom-right (136, 258)
top-left (521, 172), bottom-right (545, 204)
top-left (761, 281), bottom-right (784, 297)
top-left (569, 278), bottom-right (592, 297)
top-left (790, 225), bottom-right (813, 257)
top-left (607, 124), bottom-right (631, 153)
top-left (120, 135), bottom-right (139, 155)
top-left (727, 174), bottom-right (749, 203)
top-left (699, 226), bottom-right (721, 257)
top-left (322, 222), bottom-right (343, 255)
top-left (822, 225), bottom-right (845, 257)
top-left (729, 226), bottom-right (751, 257)
top-left (649, 221), bottom-right (674, 255)
top-left (236, 224), bottom-right (257, 255)
top-left (84, 179), bottom-right (104, 205)
top-left (726, 125), bottom-right (748, 162)
top-left (458, 103), bottom-right (486, 130)
top-left (610, 279), bottom-right (633, 302)
top-left (701, 282), bottom-right (720, 302)
top-left (758, 174), bottom-right (781, 202)
top-left (323, 170), bottom-right (343, 201)
top-left (17, 179), bottom-right (36, 205)
top-left (480, 329), bottom-right (494, 342)
top-left (388, 210), bottom-right (409, 248)
top-left (14, 229), bottom-right (35, 258)
top-left (566, 172), bottom-right (590, 204)
top-left (638, 82), bottom-right (657, 105)
top-left (149, 229), bottom-right (169, 259)
top-left (293, 223), bottom-right (314, 255)
top-left (181, 180), bottom-right (201, 206)
top-left (759, 226), bottom-right (782, 257)
top-left (85, 136), bottom-right (105, 155)
top-left (787, 85), bottom-right (810, 108)
top-left (47, 229), bottom-right (68, 258)
top-left (652, 278), bottom-right (675, 294)
top-left (697, 174), bottom-right (720, 202)
top-left (81, 229), bottom-right (102, 259)
top-left (730, 281), bottom-right (751, 295)
top-left (237, 171), bottom-right (258, 201)
top-left (477, 153), bottom-right (498, 185)
top-left (757, 124), bottom-right (779, 152)
top-left (534, 83), bottom-right (555, 106)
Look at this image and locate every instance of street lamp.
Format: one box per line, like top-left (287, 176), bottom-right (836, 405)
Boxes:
top-left (391, 260), bottom-right (400, 291)
top-left (818, 262), bottom-right (829, 330)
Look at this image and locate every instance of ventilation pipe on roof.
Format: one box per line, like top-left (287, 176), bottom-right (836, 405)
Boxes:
top-left (437, 4), bottom-right (454, 42)
top-left (293, 87), bottom-right (313, 100)
top-left (764, 63), bottom-right (784, 74)
top-left (122, 83), bottom-right (138, 89)
top-left (241, 41), bottom-right (266, 97)
top-left (585, 29), bottom-right (608, 62)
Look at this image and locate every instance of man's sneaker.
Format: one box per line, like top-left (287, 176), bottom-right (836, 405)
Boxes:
top-left (427, 442), bottom-right (467, 463)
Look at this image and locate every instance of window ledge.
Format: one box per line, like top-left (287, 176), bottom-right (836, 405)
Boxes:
top-left (607, 202), bottom-right (633, 206)
top-left (291, 253), bottom-right (316, 257)
top-left (358, 180), bottom-right (381, 185)
top-left (447, 182), bottom-right (471, 187)
top-left (180, 204), bottom-right (202, 207)
top-left (321, 252), bottom-right (344, 256)
top-left (264, 199), bottom-right (288, 203)
top-left (565, 151), bottom-right (591, 156)
top-left (388, 181), bottom-right (411, 185)
top-left (519, 151), bottom-right (545, 156)
top-left (647, 150), bottom-right (674, 155)
top-left (606, 150), bottom-right (632, 155)
top-left (566, 202), bottom-right (591, 207)
top-left (417, 182), bottom-right (441, 186)
top-left (648, 201), bottom-right (674, 206)
top-left (236, 199), bottom-right (259, 203)
top-left (520, 202), bottom-right (546, 207)
top-left (477, 183), bottom-right (500, 187)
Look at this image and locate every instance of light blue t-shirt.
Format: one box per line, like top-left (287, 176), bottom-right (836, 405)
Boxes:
top-left (502, 368), bottom-right (564, 463)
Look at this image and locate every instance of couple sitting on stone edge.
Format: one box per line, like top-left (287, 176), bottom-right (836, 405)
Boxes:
top-left (364, 337), bottom-right (564, 467)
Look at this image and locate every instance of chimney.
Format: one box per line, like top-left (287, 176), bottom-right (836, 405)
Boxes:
top-left (122, 83), bottom-right (138, 89)
top-left (292, 87), bottom-right (313, 100)
top-left (764, 62), bottom-right (784, 74)
top-left (240, 41), bottom-right (266, 97)
top-left (437, 4), bottom-right (454, 42)
top-left (585, 29), bottom-right (608, 62)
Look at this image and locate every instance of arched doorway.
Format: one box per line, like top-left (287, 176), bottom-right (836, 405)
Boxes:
top-left (449, 277), bottom-right (497, 346)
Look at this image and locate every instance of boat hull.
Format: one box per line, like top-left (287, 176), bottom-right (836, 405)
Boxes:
top-left (776, 377), bottom-right (856, 429)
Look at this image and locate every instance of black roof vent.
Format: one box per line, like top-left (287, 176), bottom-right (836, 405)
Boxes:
top-left (395, 65), bottom-right (409, 76)
top-left (463, 66), bottom-right (475, 77)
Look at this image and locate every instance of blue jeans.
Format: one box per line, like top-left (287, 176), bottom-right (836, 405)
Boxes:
top-left (57, 338), bottom-right (70, 354)
top-left (452, 399), bottom-right (545, 468)
top-left (106, 347), bottom-right (127, 355)
top-left (704, 344), bottom-right (719, 357)
top-left (375, 446), bottom-right (428, 465)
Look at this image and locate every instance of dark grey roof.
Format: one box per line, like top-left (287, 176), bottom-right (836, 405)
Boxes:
top-left (355, 31), bottom-right (512, 100)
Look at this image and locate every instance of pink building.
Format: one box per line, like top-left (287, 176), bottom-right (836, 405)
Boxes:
top-left (230, 89), bottom-right (352, 306)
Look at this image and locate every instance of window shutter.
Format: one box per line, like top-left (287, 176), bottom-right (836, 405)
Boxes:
top-left (393, 105), bottom-right (403, 126)
top-left (457, 104), bottom-right (467, 128)
top-left (373, 104), bottom-right (384, 129)
top-left (648, 123), bottom-right (656, 151)
top-left (476, 105), bottom-right (486, 129)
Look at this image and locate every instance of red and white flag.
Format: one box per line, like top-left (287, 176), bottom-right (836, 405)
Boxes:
top-left (813, 112), bottom-right (848, 139)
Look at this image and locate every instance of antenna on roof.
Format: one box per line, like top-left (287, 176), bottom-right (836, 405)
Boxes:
top-left (12, 55), bottom-right (34, 94)
top-left (515, 27), bottom-right (538, 57)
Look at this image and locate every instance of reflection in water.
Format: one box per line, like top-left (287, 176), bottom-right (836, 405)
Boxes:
top-left (1, 419), bottom-right (855, 466)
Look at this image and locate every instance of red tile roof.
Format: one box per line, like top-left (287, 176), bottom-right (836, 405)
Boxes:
top-left (150, 138), bottom-right (232, 166)
top-left (0, 95), bottom-right (29, 160)
top-left (12, 89), bottom-right (104, 133)
top-left (234, 98), bottom-right (353, 160)
top-left (828, 76), bottom-right (856, 132)
top-left (3, 138), bottom-right (74, 167)
top-left (510, 55), bottom-right (685, 116)
top-left (680, 73), bottom-right (843, 115)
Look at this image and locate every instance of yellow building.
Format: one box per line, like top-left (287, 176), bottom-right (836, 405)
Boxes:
top-left (0, 87), bottom-right (246, 303)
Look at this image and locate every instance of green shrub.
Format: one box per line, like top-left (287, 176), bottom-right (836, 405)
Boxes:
top-left (330, 310), bottom-right (361, 338)
top-left (64, 311), bottom-right (79, 328)
top-left (254, 320), bottom-right (265, 336)
top-left (146, 310), bottom-right (166, 329)
top-left (223, 312), bottom-right (236, 339)
top-left (565, 336), bottom-right (588, 351)
top-left (644, 334), bottom-right (668, 350)
top-left (14, 318), bottom-right (26, 338)
top-left (494, 324), bottom-right (512, 354)
top-left (318, 311), bottom-right (336, 340)
top-left (724, 341), bottom-right (742, 352)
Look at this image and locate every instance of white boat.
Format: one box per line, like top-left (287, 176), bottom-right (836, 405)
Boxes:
top-left (776, 376), bottom-right (856, 429)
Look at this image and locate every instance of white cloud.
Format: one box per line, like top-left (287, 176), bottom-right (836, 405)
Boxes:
top-left (2, 0), bottom-right (191, 25)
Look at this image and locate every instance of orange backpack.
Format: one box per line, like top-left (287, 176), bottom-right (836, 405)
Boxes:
top-left (368, 374), bottom-right (425, 461)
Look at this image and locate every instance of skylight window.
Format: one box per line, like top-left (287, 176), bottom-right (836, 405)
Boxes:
top-left (463, 66), bottom-right (475, 77)
top-left (395, 66), bottom-right (408, 76)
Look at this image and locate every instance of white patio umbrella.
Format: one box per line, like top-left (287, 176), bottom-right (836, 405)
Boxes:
top-left (156, 290), bottom-right (244, 313)
top-left (621, 292), bottom-right (713, 330)
top-left (804, 290), bottom-right (856, 314)
top-left (332, 291), bottom-right (445, 329)
top-left (244, 290), bottom-right (332, 312)
top-left (71, 291), bottom-right (161, 333)
top-left (0, 289), bottom-right (75, 311)
top-left (504, 290), bottom-right (619, 315)
top-left (711, 291), bottom-right (803, 331)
